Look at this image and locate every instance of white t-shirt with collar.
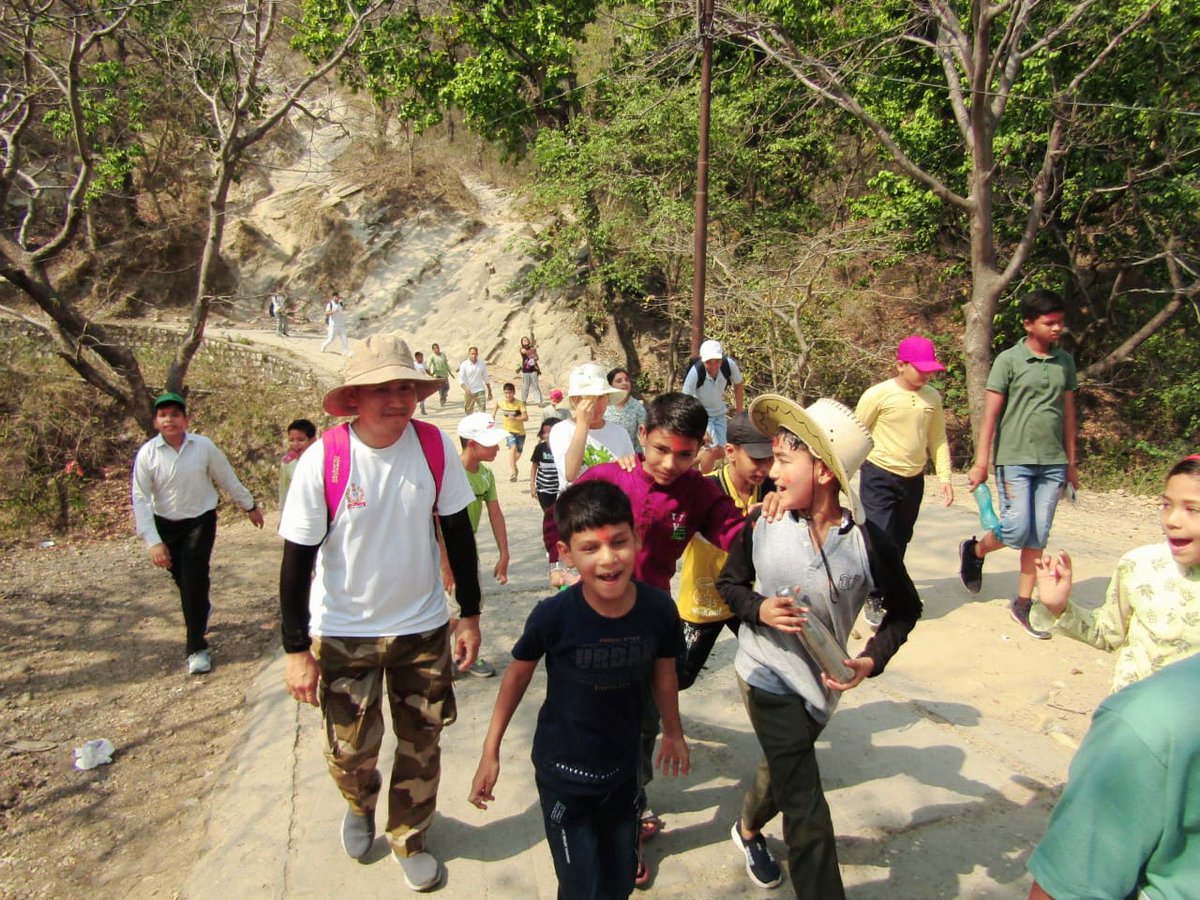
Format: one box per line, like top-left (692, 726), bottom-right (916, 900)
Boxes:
top-left (278, 423), bottom-right (473, 638)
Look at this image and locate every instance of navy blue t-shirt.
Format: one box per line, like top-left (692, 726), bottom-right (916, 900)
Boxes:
top-left (513, 581), bottom-right (682, 794)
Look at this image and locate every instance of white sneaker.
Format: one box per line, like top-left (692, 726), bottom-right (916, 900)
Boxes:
top-left (395, 850), bottom-right (441, 892)
top-left (187, 649), bottom-right (212, 675)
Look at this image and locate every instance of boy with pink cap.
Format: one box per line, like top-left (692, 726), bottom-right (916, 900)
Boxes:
top-left (855, 335), bottom-right (953, 623)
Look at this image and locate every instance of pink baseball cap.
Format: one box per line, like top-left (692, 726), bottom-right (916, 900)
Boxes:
top-left (896, 335), bottom-right (945, 373)
top-left (549, 388), bottom-right (565, 403)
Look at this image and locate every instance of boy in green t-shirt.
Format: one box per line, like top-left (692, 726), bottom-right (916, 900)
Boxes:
top-left (457, 413), bottom-right (510, 678)
top-left (960, 290), bottom-right (1080, 639)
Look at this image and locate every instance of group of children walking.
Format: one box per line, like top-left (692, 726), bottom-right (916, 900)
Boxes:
top-left (131, 288), bottom-right (1198, 898)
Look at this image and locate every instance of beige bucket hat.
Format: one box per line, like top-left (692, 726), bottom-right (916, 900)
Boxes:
top-left (748, 395), bottom-right (873, 521)
top-left (566, 363), bottom-right (625, 400)
top-left (322, 333), bottom-right (441, 416)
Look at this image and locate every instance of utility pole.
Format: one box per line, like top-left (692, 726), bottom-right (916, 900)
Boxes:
top-left (690, 0), bottom-right (714, 359)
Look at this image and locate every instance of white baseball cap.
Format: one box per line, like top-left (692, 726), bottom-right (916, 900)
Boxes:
top-left (699, 339), bottom-right (723, 362)
top-left (456, 413), bottom-right (504, 447)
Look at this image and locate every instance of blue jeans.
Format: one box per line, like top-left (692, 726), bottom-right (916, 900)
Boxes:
top-left (996, 464), bottom-right (1067, 550)
top-left (707, 411), bottom-right (728, 446)
top-left (536, 775), bottom-right (639, 900)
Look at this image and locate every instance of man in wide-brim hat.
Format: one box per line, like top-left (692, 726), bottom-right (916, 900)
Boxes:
top-left (277, 332), bottom-right (483, 892)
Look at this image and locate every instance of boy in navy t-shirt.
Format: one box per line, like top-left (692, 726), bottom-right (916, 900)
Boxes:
top-left (469, 480), bottom-right (689, 899)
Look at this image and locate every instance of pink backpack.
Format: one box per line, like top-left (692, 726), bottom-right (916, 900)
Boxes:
top-left (321, 420), bottom-right (445, 524)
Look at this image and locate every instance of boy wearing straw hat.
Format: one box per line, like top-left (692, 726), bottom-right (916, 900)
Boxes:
top-left (718, 395), bottom-right (922, 898)
top-left (277, 333), bottom-right (483, 892)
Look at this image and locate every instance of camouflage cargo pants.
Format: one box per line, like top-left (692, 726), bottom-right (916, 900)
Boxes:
top-left (312, 624), bottom-right (457, 857)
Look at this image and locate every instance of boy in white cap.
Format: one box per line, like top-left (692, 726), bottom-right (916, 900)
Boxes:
top-left (277, 333), bottom-right (483, 892)
top-left (717, 395), bottom-right (922, 898)
top-left (681, 338), bottom-right (745, 451)
top-left (855, 335), bottom-right (954, 624)
top-left (455, 412), bottom-right (511, 678)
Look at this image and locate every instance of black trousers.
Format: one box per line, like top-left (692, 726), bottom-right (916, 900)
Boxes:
top-left (858, 460), bottom-right (924, 559)
top-left (155, 509), bottom-right (217, 655)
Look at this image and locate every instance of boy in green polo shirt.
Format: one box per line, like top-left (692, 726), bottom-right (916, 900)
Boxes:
top-left (959, 290), bottom-right (1080, 639)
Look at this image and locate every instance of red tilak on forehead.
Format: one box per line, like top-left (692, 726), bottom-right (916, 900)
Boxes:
top-left (670, 436), bottom-right (694, 454)
top-left (593, 526), bottom-right (611, 542)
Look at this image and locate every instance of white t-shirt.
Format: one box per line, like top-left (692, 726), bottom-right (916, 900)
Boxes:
top-left (278, 423), bottom-right (473, 637)
top-left (681, 357), bottom-right (744, 416)
top-left (548, 419), bottom-right (635, 490)
top-left (325, 300), bottom-right (346, 328)
top-left (458, 359), bottom-right (488, 394)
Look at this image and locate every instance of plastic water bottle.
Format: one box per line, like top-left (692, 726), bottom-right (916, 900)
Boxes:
top-left (973, 484), bottom-right (1002, 538)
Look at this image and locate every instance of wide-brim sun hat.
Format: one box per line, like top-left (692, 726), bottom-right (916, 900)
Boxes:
top-left (748, 395), bottom-right (874, 522)
top-left (567, 363), bottom-right (625, 400)
top-left (323, 333), bottom-right (441, 416)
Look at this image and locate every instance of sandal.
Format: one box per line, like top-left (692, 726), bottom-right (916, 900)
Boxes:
top-left (639, 813), bottom-right (663, 841)
top-left (634, 834), bottom-right (650, 888)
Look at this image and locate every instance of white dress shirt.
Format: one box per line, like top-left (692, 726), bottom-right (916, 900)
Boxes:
top-left (458, 358), bottom-right (488, 394)
top-left (131, 432), bottom-right (255, 546)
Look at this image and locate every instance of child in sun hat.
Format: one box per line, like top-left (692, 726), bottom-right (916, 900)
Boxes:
top-left (717, 395), bottom-right (922, 897)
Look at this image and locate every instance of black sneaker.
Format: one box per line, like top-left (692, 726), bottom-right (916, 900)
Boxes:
top-left (1010, 598), bottom-right (1051, 640)
top-left (959, 537), bottom-right (984, 594)
top-left (341, 807), bottom-right (375, 860)
top-left (731, 820), bottom-right (783, 889)
top-left (863, 595), bottom-right (884, 627)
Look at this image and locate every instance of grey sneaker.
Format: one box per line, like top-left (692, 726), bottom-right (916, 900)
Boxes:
top-left (1010, 598), bottom-right (1051, 640)
top-left (959, 537), bottom-right (984, 594)
top-left (187, 649), bottom-right (212, 675)
top-left (395, 850), bottom-right (441, 892)
top-left (731, 820), bottom-right (783, 889)
top-left (864, 595), bottom-right (884, 627)
top-left (466, 658), bottom-right (496, 678)
top-left (341, 807), bottom-right (375, 860)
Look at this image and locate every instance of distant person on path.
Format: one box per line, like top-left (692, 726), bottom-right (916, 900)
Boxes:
top-left (675, 412), bottom-right (774, 690)
top-left (1027, 653), bottom-right (1200, 900)
top-left (855, 335), bottom-right (953, 625)
top-left (321, 291), bottom-right (349, 355)
top-left (543, 387), bottom-right (570, 421)
top-left (428, 343), bottom-right (452, 407)
top-left (278, 418), bottom-right (316, 513)
top-left (468, 480), bottom-right (689, 900)
top-left (458, 346), bottom-right (491, 414)
top-left (604, 366), bottom-right (647, 454)
top-left (131, 392), bottom-right (265, 675)
top-left (959, 290), bottom-right (1079, 640)
top-left (529, 418), bottom-right (561, 512)
top-left (413, 351), bottom-right (429, 415)
top-left (681, 338), bottom-right (744, 454)
top-left (456, 412), bottom-right (510, 680)
top-left (493, 382), bottom-right (529, 482)
top-left (277, 333), bottom-right (483, 892)
top-left (717, 395), bottom-right (921, 898)
top-left (1030, 454), bottom-right (1200, 693)
top-left (270, 290), bottom-right (290, 337)
top-left (517, 336), bottom-right (544, 405)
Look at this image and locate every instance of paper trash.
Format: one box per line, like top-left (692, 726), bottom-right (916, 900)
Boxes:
top-left (73, 738), bottom-right (116, 770)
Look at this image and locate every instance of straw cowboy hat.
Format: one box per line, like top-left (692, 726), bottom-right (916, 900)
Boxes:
top-left (323, 333), bottom-right (440, 416)
top-left (748, 395), bottom-right (874, 521)
top-left (566, 363), bottom-right (625, 400)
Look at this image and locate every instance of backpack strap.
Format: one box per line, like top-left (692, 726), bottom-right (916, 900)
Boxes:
top-left (689, 355), bottom-right (733, 387)
top-left (322, 420), bottom-right (446, 526)
top-left (322, 423), bottom-right (352, 524)
top-left (411, 419), bottom-right (445, 507)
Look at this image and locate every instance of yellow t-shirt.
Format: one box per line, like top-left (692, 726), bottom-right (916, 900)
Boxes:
top-left (495, 398), bottom-right (527, 435)
top-left (855, 378), bottom-right (951, 481)
top-left (676, 466), bottom-right (762, 624)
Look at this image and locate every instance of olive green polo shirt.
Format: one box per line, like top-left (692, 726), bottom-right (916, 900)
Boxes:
top-left (987, 339), bottom-right (1077, 465)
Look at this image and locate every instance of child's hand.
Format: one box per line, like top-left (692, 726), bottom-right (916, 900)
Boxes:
top-left (821, 656), bottom-right (874, 692)
top-left (469, 756), bottom-right (500, 810)
top-left (759, 595), bottom-right (806, 633)
top-left (494, 556), bottom-right (509, 585)
top-left (1034, 550), bottom-right (1073, 617)
top-left (940, 482), bottom-right (954, 507)
top-left (149, 542), bottom-right (172, 570)
top-left (758, 490), bottom-right (786, 522)
top-left (615, 454), bottom-right (638, 472)
top-left (655, 733), bottom-right (690, 778)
